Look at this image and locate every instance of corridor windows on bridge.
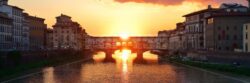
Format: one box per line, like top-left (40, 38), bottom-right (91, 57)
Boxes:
top-left (116, 42), bottom-right (121, 46)
top-left (122, 42), bottom-right (127, 46)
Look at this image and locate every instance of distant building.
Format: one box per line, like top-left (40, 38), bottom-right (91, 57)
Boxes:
top-left (158, 30), bottom-right (171, 37)
top-left (0, 0), bottom-right (29, 50)
top-left (243, 23), bottom-right (250, 52)
top-left (169, 23), bottom-right (186, 51)
top-left (52, 14), bottom-right (86, 50)
top-left (158, 30), bottom-right (172, 50)
top-left (23, 13), bottom-right (47, 50)
top-left (0, 12), bottom-right (12, 51)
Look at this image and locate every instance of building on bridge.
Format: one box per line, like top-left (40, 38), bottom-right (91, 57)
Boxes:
top-left (52, 14), bottom-right (87, 50)
top-left (85, 36), bottom-right (168, 51)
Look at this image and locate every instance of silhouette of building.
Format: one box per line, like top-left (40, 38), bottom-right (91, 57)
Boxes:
top-left (0, 0), bottom-right (29, 50)
top-left (23, 13), bottom-right (47, 51)
top-left (52, 14), bottom-right (86, 50)
top-left (0, 12), bottom-right (12, 51)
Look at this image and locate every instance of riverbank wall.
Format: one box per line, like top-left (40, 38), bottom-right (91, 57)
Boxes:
top-left (183, 51), bottom-right (250, 67)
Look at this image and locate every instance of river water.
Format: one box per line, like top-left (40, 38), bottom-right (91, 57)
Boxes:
top-left (5, 50), bottom-right (247, 83)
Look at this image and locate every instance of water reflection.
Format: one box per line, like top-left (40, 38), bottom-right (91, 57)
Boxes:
top-left (143, 51), bottom-right (158, 64)
top-left (112, 49), bottom-right (136, 83)
top-left (9, 50), bottom-right (247, 83)
top-left (43, 67), bottom-right (56, 83)
top-left (93, 51), bottom-right (106, 63)
top-left (92, 50), bottom-right (159, 64)
top-left (91, 49), bottom-right (159, 83)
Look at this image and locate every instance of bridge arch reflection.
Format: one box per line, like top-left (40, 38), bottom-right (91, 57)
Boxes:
top-left (92, 49), bottom-right (159, 64)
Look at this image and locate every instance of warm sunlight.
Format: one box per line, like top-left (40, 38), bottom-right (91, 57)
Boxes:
top-left (143, 51), bottom-right (158, 63)
top-left (93, 52), bottom-right (106, 63)
top-left (112, 49), bottom-right (137, 63)
top-left (9, 0), bottom-right (245, 36)
top-left (120, 33), bottom-right (130, 40)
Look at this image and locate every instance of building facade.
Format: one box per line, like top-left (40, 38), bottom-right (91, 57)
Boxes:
top-left (183, 5), bottom-right (216, 50)
top-left (168, 23), bottom-right (187, 51)
top-left (0, 12), bottom-right (12, 51)
top-left (158, 30), bottom-right (172, 50)
top-left (205, 4), bottom-right (250, 51)
top-left (0, 0), bottom-right (29, 51)
top-left (182, 3), bottom-right (250, 52)
top-left (52, 14), bottom-right (86, 50)
top-left (24, 13), bottom-right (47, 51)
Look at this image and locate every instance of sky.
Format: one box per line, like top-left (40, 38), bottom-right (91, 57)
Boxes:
top-left (8, 0), bottom-right (247, 36)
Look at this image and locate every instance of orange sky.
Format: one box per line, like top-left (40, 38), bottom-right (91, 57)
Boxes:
top-left (9, 0), bottom-right (247, 36)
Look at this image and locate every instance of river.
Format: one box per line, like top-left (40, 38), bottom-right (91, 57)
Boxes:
top-left (4, 49), bottom-right (247, 83)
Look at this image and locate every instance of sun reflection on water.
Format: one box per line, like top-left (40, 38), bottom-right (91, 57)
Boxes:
top-left (93, 51), bottom-right (106, 63)
top-left (143, 51), bottom-right (159, 63)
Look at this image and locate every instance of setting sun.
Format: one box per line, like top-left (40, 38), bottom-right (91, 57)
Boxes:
top-left (120, 33), bottom-right (130, 40)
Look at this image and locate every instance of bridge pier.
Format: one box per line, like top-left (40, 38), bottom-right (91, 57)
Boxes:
top-left (134, 50), bottom-right (146, 63)
top-left (104, 50), bottom-right (115, 62)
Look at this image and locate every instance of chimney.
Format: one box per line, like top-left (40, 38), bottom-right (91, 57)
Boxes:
top-left (208, 5), bottom-right (212, 9)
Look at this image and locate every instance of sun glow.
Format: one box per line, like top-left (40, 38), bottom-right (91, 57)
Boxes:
top-left (112, 49), bottom-right (137, 63)
top-left (120, 33), bottom-right (130, 40)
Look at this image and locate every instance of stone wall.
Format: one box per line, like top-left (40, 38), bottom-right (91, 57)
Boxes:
top-left (186, 51), bottom-right (250, 67)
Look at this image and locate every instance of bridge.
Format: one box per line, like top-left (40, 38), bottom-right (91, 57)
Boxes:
top-left (84, 36), bottom-right (169, 62)
top-left (85, 36), bottom-right (168, 50)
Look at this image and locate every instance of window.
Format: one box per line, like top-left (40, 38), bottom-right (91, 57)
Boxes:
top-left (234, 35), bottom-right (237, 40)
top-left (226, 26), bottom-right (229, 31)
top-left (234, 26), bottom-right (237, 30)
top-left (246, 43), bottom-right (248, 52)
top-left (246, 25), bottom-right (248, 30)
top-left (200, 42), bottom-right (204, 47)
top-left (246, 32), bottom-right (248, 40)
top-left (218, 35), bottom-right (221, 40)
top-left (218, 26), bottom-right (221, 30)
top-left (226, 35), bottom-right (230, 40)
top-left (218, 47), bottom-right (221, 50)
top-left (207, 18), bottom-right (213, 24)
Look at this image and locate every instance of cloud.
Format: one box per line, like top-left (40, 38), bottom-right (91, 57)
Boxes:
top-left (114, 0), bottom-right (247, 6)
